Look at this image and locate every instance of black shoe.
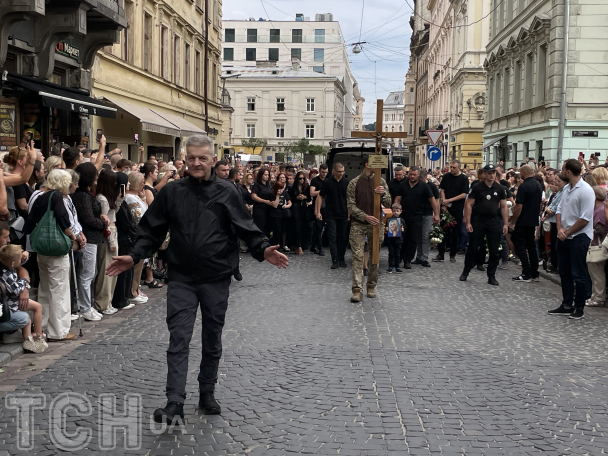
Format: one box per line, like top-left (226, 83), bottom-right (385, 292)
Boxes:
top-left (317, 249), bottom-right (325, 256)
top-left (488, 277), bottom-right (499, 286)
top-left (412, 259), bottom-right (423, 265)
top-left (310, 246), bottom-right (319, 254)
top-left (569, 308), bottom-right (585, 320)
top-left (331, 262), bottom-right (339, 269)
top-left (233, 270), bottom-right (243, 281)
top-left (198, 392), bottom-right (221, 415)
top-left (153, 401), bottom-right (184, 424)
top-left (476, 265), bottom-right (485, 271)
top-left (432, 255), bottom-right (444, 262)
top-left (548, 305), bottom-right (572, 316)
top-left (421, 261), bottom-right (431, 268)
top-left (339, 261), bottom-right (347, 268)
top-left (512, 274), bottom-right (531, 283)
top-left (459, 273), bottom-right (468, 281)
top-left (404, 261), bottom-right (412, 269)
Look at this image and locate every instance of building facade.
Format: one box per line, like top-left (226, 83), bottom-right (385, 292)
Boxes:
top-left (0, 0), bottom-right (126, 155)
top-left (224, 62), bottom-right (346, 162)
top-left (91, 0), bottom-right (224, 162)
top-left (353, 84), bottom-right (365, 132)
top-left (382, 91), bottom-right (407, 151)
top-left (483, 0), bottom-right (608, 168)
top-left (221, 14), bottom-right (357, 137)
top-left (404, 68), bottom-right (416, 156)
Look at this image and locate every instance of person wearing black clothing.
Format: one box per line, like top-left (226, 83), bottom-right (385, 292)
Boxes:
top-left (414, 169), bottom-right (440, 266)
top-left (106, 135), bottom-right (288, 424)
top-left (310, 164), bottom-right (328, 255)
top-left (435, 160), bottom-right (469, 262)
top-left (316, 163), bottom-right (349, 268)
top-left (251, 167), bottom-right (274, 237)
top-left (394, 166), bottom-right (438, 269)
top-left (509, 164), bottom-right (543, 282)
top-left (269, 173), bottom-right (292, 252)
top-left (388, 165), bottom-right (406, 203)
top-left (288, 171), bottom-right (311, 255)
top-left (460, 164), bottom-right (508, 285)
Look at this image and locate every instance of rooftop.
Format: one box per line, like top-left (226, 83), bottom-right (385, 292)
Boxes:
top-left (222, 66), bottom-right (341, 79)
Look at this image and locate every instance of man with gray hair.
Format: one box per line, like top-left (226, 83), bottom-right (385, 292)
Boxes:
top-left (413, 168), bottom-right (440, 266)
top-left (107, 134), bottom-right (289, 424)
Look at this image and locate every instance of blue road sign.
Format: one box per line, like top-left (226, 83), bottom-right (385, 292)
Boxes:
top-left (427, 145), bottom-right (442, 162)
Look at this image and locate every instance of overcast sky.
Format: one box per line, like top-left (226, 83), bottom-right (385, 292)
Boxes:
top-left (223, 0), bottom-right (412, 127)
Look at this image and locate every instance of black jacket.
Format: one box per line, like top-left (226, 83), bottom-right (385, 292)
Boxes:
top-left (130, 172), bottom-right (270, 283)
top-left (115, 200), bottom-right (137, 249)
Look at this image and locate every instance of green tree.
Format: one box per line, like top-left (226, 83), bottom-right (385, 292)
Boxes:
top-left (283, 138), bottom-right (327, 163)
top-left (364, 122), bottom-right (376, 131)
top-left (240, 137), bottom-right (268, 155)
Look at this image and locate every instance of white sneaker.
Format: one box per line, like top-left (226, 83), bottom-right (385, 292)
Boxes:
top-left (129, 295), bottom-right (148, 304)
top-left (82, 309), bottom-right (101, 321)
top-left (71, 314), bottom-right (79, 321)
top-left (122, 303), bottom-right (135, 310)
top-left (92, 308), bottom-right (103, 318)
top-left (102, 307), bottom-right (118, 315)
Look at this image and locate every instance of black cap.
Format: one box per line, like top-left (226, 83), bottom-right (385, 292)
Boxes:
top-left (483, 164), bottom-right (496, 171)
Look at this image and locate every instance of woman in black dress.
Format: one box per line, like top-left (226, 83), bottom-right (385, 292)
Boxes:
top-left (288, 170), bottom-right (311, 255)
top-left (251, 166), bottom-right (274, 237)
top-left (270, 173), bottom-right (292, 252)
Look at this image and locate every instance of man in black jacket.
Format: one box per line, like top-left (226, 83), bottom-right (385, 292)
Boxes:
top-left (106, 135), bottom-right (288, 424)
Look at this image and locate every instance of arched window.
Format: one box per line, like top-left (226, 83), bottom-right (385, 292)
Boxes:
top-left (399, 125), bottom-right (403, 132)
top-left (391, 125), bottom-right (395, 132)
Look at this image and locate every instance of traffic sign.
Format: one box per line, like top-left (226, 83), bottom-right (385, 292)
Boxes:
top-left (427, 145), bottom-right (442, 162)
top-left (427, 130), bottom-right (443, 145)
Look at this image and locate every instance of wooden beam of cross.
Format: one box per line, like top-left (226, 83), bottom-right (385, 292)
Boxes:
top-left (351, 99), bottom-right (407, 266)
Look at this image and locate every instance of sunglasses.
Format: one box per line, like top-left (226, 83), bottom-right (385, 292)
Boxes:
top-left (298, 177), bottom-right (305, 180)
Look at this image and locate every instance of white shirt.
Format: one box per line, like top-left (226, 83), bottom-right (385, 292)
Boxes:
top-left (556, 178), bottom-right (595, 240)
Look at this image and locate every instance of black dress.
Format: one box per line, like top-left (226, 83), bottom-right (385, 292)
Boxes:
top-left (252, 182), bottom-right (274, 237)
top-left (269, 187), bottom-right (291, 248)
top-left (288, 185), bottom-right (311, 249)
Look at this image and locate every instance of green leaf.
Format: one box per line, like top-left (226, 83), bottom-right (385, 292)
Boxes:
top-left (28, 362), bottom-right (35, 366)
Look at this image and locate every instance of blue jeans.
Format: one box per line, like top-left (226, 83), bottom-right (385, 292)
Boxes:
top-left (0, 310), bottom-right (29, 334)
top-left (557, 234), bottom-right (591, 309)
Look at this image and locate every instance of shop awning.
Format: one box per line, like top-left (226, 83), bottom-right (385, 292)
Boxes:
top-left (7, 73), bottom-right (116, 119)
top-left (153, 110), bottom-right (206, 136)
top-left (105, 98), bottom-right (181, 137)
top-left (478, 136), bottom-right (506, 150)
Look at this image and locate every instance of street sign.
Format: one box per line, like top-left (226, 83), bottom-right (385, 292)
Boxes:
top-left (368, 155), bottom-right (388, 168)
top-left (572, 131), bottom-right (598, 137)
top-left (427, 145), bottom-right (442, 162)
top-left (427, 130), bottom-right (443, 145)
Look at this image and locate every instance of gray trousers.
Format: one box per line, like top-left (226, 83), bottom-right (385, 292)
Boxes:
top-left (416, 215), bottom-right (434, 262)
top-left (165, 278), bottom-right (230, 403)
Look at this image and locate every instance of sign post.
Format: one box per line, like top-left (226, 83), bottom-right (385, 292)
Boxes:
top-left (351, 99), bottom-right (406, 265)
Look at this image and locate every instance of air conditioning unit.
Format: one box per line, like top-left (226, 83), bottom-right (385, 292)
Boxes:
top-left (249, 17), bottom-right (255, 21)
top-left (315, 13), bottom-right (333, 21)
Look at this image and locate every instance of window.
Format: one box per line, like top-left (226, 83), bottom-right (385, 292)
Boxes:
top-left (269, 48), bottom-right (279, 61)
top-left (356, 106), bottom-right (359, 115)
top-left (391, 113), bottom-right (395, 121)
top-left (246, 48), bottom-right (256, 61)
top-left (355, 123), bottom-right (359, 130)
top-left (276, 124), bottom-right (285, 138)
top-left (195, 51), bottom-right (201, 94)
top-left (502, 67), bottom-right (509, 116)
top-left (538, 45), bottom-right (547, 105)
top-left (305, 124), bottom-right (315, 139)
top-left (144, 14), bottom-right (152, 71)
top-left (494, 73), bottom-right (501, 118)
top-left (213, 63), bottom-right (217, 100)
top-left (385, 125), bottom-right (388, 132)
top-left (391, 126), bottom-right (395, 132)
top-left (399, 125), bottom-right (403, 132)
top-left (488, 78), bottom-right (494, 119)
top-left (161, 26), bottom-right (168, 79)
top-left (384, 114), bottom-right (388, 121)
top-left (306, 98), bottom-right (315, 112)
top-left (314, 48), bottom-right (324, 62)
top-left (312, 66), bottom-right (323, 73)
top-left (270, 29), bottom-right (280, 43)
top-left (525, 53), bottom-right (533, 109)
top-left (408, 118), bottom-right (413, 135)
top-left (400, 114), bottom-right (404, 121)
top-left (291, 48), bottom-right (301, 59)
top-left (223, 48), bottom-right (234, 61)
top-left (513, 60), bottom-right (522, 112)
top-left (292, 29), bottom-right (302, 43)
top-left (122, 26), bottom-right (129, 61)
top-left (246, 124), bottom-right (256, 137)
top-left (315, 29), bottom-right (325, 43)
top-left (174, 36), bottom-right (180, 85)
top-left (247, 29), bottom-right (257, 43)
top-left (276, 98), bottom-right (285, 111)
top-left (184, 43), bottom-right (191, 90)
top-left (225, 29), bottom-right (235, 42)
top-left (247, 97), bottom-right (256, 111)
top-left (410, 87), bottom-right (414, 104)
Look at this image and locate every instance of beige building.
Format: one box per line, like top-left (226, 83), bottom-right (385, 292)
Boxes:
top-left (382, 91), bottom-right (407, 151)
top-left (91, 0), bottom-right (224, 162)
top-left (403, 68), bottom-right (416, 159)
top-left (353, 85), bottom-right (365, 132)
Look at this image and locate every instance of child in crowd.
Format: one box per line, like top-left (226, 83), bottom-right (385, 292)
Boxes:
top-left (386, 203), bottom-right (405, 274)
top-left (0, 244), bottom-right (47, 353)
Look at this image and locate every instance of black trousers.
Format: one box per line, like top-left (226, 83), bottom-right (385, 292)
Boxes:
top-left (464, 216), bottom-right (502, 278)
top-left (326, 217), bottom-right (348, 263)
top-left (112, 243), bottom-right (134, 309)
top-left (312, 210), bottom-right (326, 250)
top-left (401, 218), bottom-right (422, 263)
top-left (512, 225), bottom-right (539, 278)
top-left (165, 278), bottom-right (230, 403)
top-left (270, 216), bottom-right (287, 247)
top-left (387, 240), bottom-right (402, 268)
top-left (252, 205), bottom-right (271, 238)
top-left (438, 207), bottom-right (463, 258)
top-left (290, 202), bottom-right (309, 248)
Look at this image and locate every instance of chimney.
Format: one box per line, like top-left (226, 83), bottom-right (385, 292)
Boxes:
top-left (291, 56), bottom-right (301, 70)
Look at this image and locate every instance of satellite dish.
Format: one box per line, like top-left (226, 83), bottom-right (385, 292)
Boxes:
top-left (352, 44), bottom-right (362, 54)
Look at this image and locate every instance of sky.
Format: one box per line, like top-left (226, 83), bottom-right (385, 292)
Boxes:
top-left (223, 0), bottom-right (413, 127)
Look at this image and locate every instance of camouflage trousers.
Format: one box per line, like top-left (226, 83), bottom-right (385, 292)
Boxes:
top-left (350, 221), bottom-right (384, 293)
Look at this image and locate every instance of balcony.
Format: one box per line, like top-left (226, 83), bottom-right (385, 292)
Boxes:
top-left (223, 34), bottom-right (343, 44)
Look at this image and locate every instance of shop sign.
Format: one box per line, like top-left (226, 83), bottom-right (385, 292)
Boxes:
top-left (572, 131), bottom-right (598, 137)
top-left (55, 40), bottom-right (80, 62)
top-left (0, 102), bottom-right (18, 151)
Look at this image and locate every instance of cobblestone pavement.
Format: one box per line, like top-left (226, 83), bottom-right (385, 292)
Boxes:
top-left (1, 250), bottom-right (608, 455)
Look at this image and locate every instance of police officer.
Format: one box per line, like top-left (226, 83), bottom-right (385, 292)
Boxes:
top-left (459, 164), bottom-right (509, 286)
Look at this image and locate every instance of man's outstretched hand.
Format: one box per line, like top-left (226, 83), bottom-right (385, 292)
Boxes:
top-left (264, 245), bottom-right (289, 269)
top-left (106, 255), bottom-right (135, 277)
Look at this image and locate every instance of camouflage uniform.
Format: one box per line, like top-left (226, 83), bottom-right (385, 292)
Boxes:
top-left (347, 172), bottom-right (391, 294)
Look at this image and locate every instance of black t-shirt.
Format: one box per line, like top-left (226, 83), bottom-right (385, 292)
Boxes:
top-left (422, 181), bottom-right (440, 216)
top-left (319, 175), bottom-right (349, 219)
top-left (468, 181), bottom-right (506, 217)
top-left (388, 177), bottom-right (406, 203)
top-left (515, 177), bottom-right (543, 226)
top-left (310, 176), bottom-right (326, 208)
top-left (396, 180), bottom-right (433, 221)
top-left (439, 172), bottom-right (469, 210)
top-left (13, 183), bottom-right (33, 218)
top-left (252, 182), bottom-right (274, 206)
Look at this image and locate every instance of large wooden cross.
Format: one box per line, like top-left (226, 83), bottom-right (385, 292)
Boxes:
top-left (351, 99), bottom-right (407, 265)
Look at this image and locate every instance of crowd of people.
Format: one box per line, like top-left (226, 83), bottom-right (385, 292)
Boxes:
top-left (0, 130), bottom-right (604, 360)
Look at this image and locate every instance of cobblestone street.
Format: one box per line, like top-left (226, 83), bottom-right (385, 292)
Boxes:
top-left (1, 251), bottom-right (608, 455)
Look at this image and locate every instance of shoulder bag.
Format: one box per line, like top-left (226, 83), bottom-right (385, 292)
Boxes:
top-left (30, 191), bottom-right (72, 257)
top-left (587, 234), bottom-right (608, 263)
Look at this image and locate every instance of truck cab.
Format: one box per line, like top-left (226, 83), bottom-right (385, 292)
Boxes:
top-left (327, 138), bottom-right (394, 182)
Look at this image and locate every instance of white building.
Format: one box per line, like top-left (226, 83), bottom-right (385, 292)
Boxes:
top-left (222, 13), bottom-right (358, 136)
top-left (224, 62), bottom-right (346, 161)
top-left (382, 91), bottom-right (408, 150)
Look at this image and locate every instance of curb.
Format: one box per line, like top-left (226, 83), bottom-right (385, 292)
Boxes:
top-left (0, 343), bottom-right (23, 368)
top-left (539, 269), bottom-right (561, 286)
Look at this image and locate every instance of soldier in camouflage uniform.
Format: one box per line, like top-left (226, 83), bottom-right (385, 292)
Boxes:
top-left (347, 155), bottom-right (392, 303)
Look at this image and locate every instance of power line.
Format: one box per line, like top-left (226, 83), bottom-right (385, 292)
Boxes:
top-left (358, 0), bottom-right (365, 42)
top-left (404, 0), bottom-right (506, 30)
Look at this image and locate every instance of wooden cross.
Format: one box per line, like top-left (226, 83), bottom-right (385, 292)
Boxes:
top-left (351, 99), bottom-right (407, 265)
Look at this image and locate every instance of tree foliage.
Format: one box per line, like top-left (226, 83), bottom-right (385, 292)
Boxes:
top-left (364, 122), bottom-right (376, 131)
top-left (282, 138), bottom-right (327, 162)
top-left (241, 137), bottom-right (268, 155)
